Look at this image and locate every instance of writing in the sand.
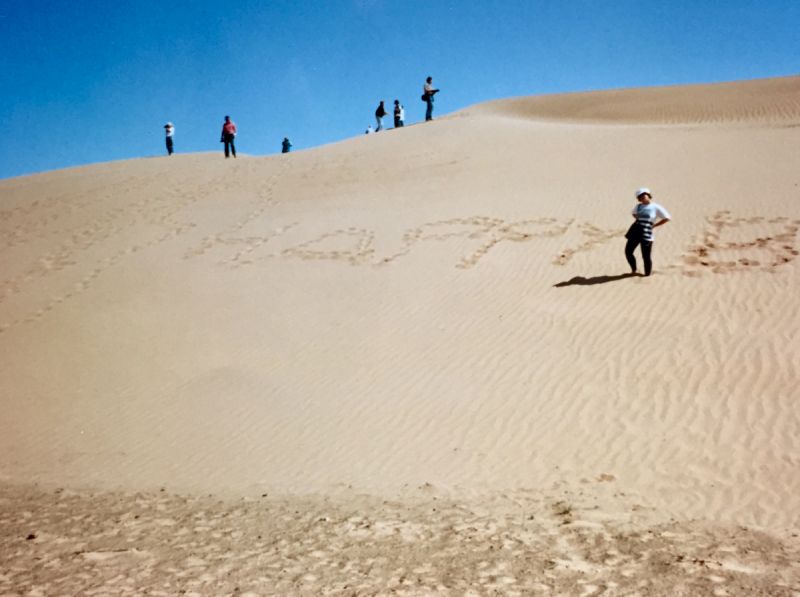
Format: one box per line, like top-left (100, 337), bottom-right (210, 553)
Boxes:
top-left (1, 212), bottom-right (799, 336)
top-left (190, 211), bottom-right (800, 274)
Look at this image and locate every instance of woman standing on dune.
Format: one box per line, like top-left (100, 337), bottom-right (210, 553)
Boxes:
top-left (625, 188), bottom-right (670, 276)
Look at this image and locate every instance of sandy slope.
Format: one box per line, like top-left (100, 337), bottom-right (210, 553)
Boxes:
top-left (475, 74), bottom-right (800, 124)
top-left (2, 76), bottom-right (800, 594)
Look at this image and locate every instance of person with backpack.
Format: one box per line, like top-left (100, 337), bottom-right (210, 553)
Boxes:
top-left (375, 101), bottom-right (388, 131)
top-left (625, 188), bottom-right (671, 276)
top-left (394, 100), bottom-right (404, 128)
top-left (423, 77), bottom-right (439, 121)
top-left (220, 116), bottom-right (237, 158)
top-left (282, 137), bottom-right (292, 153)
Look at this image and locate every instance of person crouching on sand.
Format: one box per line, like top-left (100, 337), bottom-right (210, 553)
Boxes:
top-left (625, 188), bottom-right (670, 276)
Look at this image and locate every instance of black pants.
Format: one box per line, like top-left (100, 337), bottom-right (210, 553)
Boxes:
top-left (625, 238), bottom-right (653, 276)
top-left (394, 116), bottom-right (403, 127)
top-left (166, 136), bottom-right (173, 155)
top-left (223, 134), bottom-right (236, 158)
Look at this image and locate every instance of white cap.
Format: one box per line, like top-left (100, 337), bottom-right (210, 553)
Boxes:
top-left (166, 122), bottom-right (173, 126)
top-left (635, 187), bottom-right (651, 197)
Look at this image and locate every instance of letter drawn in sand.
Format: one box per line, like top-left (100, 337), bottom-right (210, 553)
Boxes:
top-left (553, 223), bottom-right (625, 266)
top-left (681, 211), bottom-right (800, 274)
top-left (282, 228), bottom-right (376, 265)
top-left (379, 217), bottom-right (571, 269)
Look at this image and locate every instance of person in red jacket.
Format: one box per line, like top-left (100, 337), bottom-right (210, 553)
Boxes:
top-left (220, 116), bottom-right (237, 158)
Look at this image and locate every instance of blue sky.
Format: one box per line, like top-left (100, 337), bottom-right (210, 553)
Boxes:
top-left (1, 0), bottom-right (798, 180)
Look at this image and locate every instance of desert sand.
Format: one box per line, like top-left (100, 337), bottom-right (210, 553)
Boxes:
top-left (2, 75), bottom-right (800, 596)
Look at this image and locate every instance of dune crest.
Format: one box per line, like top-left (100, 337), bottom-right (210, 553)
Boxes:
top-left (467, 75), bottom-right (800, 124)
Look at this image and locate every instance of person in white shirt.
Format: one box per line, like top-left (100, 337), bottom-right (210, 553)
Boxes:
top-left (164, 122), bottom-right (174, 155)
top-left (365, 125), bottom-right (374, 134)
top-left (625, 188), bottom-right (670, 276)
top-left (423, 77), bottom-right (439, 121)
top-left (394, 100), bottom-right (404, 127)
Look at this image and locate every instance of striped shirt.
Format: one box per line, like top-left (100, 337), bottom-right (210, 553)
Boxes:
top-left (633, 202), bottom-right (670, 242)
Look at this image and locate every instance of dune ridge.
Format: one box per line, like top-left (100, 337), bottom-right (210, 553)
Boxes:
top-left (467, 74), bottom-right (800, 124)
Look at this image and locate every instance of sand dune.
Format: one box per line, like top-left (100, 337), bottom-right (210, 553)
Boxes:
top-left (472, 74), bottom-right (800, 124)
top-left (2, 76), bottom-right (800, 594)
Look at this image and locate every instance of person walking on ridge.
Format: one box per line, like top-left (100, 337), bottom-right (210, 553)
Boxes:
top-left (221, 116), bottom-right (237, 158)
top-left (423, 77), bottom-right (439, 121)
top-left (394, 100), bottom-right (404, 128)
top-left (282, 137), bottom-right (292, 153)
top-left (625, 188), bottom-right (670, 276)
top-left (164, 122), bottom-right (174, 155)
top-left (375, 101), bottom-right (388, 131)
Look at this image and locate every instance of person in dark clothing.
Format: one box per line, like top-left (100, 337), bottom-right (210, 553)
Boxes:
top-left (375, 101), bottom-right (388, 131)
top-left (220, 116), bottom-right (237, 158)
top-left (282, 137), bottom-right (292, 153)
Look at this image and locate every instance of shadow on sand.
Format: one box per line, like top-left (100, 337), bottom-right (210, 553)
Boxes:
top-left (554, 273), bottom-right (640, 287)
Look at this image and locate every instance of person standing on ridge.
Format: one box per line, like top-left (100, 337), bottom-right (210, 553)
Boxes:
top-left (375, 101), bottom-right (388, 131)
top-left (423, 77), bottom-right (439, 121)
top-left (164, 122), bottom-right (174, 155)
top-left (625, 188), bottom-right (670, 276)
top-left (282, 137), bottom-right (292, 153)
top-left (394, 100), bottom-right (404, 128)
top-left (220, 116), bottom-right (237, 158)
